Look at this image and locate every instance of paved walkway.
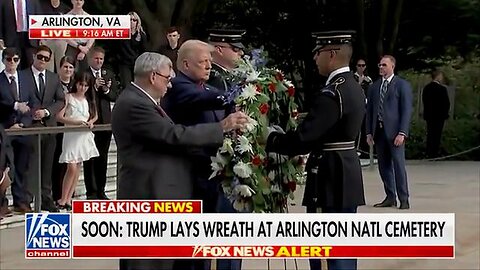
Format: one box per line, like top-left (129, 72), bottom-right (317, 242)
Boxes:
top-left (1, 161), bottom-right (479, 269)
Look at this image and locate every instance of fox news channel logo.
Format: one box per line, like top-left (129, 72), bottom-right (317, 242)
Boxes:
top-left (25, 213), bottom-right (71, 258)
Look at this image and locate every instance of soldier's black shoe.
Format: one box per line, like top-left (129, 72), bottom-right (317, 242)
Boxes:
top-left (399, 201), bottom-right (410, 210)
top-left (373, 198), bottom-right (397, 208)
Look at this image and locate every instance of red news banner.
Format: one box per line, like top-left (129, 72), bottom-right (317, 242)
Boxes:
top-left (71, 200), bottom-right (455, 259)
top-left (29, 15), bottom-right (131, 40)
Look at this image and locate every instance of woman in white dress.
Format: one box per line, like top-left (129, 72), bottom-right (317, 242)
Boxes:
top-left (56, 72), bottom-right (99, 210)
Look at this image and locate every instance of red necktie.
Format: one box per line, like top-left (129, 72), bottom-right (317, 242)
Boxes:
top-left (16, 0), bottom-right (24, 32)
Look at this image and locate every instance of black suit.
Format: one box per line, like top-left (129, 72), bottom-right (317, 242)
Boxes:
top-left (0, 71), bottom-right (38, 206)
top-left (0, 100), bottom-right (13, 211)
top-left (0, 0), bottom-right (41, 68)
top-left (422, 81), bottom-right (450, 157)
top-left (113, 83), bottom-right (224, 270)
top-left (83, 67), bottom-right (119, 199)
top-left (23, 67), bottom-right (65, 206)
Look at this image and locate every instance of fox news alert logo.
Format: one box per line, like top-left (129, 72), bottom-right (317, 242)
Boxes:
top-left (25, 213), bottom-right (71, 258)
top-left (29, 15), bottom-right (130, 39)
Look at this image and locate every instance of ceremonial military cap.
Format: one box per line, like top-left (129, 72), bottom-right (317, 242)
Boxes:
top-left (312, 30), bottom-right (355, 53)
top-left (208, 29), bottom-right (246, 49)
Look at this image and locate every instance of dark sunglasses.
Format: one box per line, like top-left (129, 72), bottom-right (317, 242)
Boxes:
top-left (5, 57), bottom-right (20, 63)
top-left (357, 64), bottom-right (366, 67)
top-left (36, 54), bottom-right (50, 62)
top-left (378, 63), bottom-right (387, 67)
top-left (131, 18), bottom-right (138, 22)
top-left (154, 72), bottom-right (171, 81)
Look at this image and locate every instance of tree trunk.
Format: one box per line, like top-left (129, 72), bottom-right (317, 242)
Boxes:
top-left (355, 0), bottom-right (367, 58)
top-left (376, 0), bottom-right (389, 58)
top-left (387, 0), bottom-right (404, 54)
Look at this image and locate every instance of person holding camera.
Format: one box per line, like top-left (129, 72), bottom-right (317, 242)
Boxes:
top-left (84, 46), bottom-right (119, 200)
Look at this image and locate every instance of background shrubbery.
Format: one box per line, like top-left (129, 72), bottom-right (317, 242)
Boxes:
top-left (400, 52), bottom-right (480, 160)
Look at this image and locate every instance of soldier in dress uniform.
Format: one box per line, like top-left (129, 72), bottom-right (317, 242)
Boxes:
top-left (266, 31), bottom-right (366, 270)
top-left (207, 29), bottom-right (245, 93)
top-left (206, 28), bottom-right (246, 270)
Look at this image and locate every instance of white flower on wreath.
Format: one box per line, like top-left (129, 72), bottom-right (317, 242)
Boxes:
top-left (244, 117), bottom-right (258, 132)
top-left (284, 79), bottom-right (294, 87)
top-left (219, 138), bottom-right (234, 155)
top-left (271, 184), bottom-right (282, 193)
top-left (246, 70), bottom-right (261, 82)
top-left (234, 184), bottom-right (255, 197)
top-left (233, 161), bottom-right (253, 178)
top-left (233, 199), bottom-right (249, 212)
top-left (240, 83), bottom-right (258, 101)
top-left (209, 152), bottom-right (228, 180)
top-left (235, 135), bottom-right (253, 154)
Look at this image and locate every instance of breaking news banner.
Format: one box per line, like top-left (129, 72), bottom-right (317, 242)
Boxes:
top-left (25, 200), bottom-right (455, 259)
top-left (28, 15), bottom-right (131, 40)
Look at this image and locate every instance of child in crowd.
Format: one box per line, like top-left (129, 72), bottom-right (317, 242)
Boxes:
top-left (56, 72), bottom-right (99, 210)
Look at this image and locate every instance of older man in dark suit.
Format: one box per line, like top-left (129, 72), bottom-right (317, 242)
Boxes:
top-left (24, 45), bottom-right (65, 212)
top-left (83, 46), bottom-right (119, 200)
top-left (112, 52), bottom-right (248, 270)
top-left (366, 55), bottom-right (413, 210)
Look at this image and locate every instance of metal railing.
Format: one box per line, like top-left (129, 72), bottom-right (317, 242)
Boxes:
top-left (4, 124), bottom-right (112, 212)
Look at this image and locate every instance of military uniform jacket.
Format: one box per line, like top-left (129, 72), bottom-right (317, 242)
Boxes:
top-left (266, 71), bottom-right (366, 209)
top-left (207, 63), bottom-right (230, 94)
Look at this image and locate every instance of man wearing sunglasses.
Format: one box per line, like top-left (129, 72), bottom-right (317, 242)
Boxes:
top-left (0, 47), bottom-right (39, 214)
top-left (366, 55), bottom-right (413, 210)
top-left (23, 45), bottom-right (65, 212)
top-left (266, 31), bottom-right (366, 270)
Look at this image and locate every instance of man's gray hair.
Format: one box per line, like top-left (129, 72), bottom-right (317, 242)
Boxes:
top-left (134, 52), bottom-right (172, 78)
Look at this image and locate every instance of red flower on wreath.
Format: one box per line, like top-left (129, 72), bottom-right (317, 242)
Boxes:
top-left (259, 103), bottom-right (269, 114)
top-left (268, 83), bottom-right (276, 93)
top-left (291, 109), bottom-right (299, 118)
top-left (255, 84), bottom-right (263, 93)
top-left (252, 155), bottom-right (262, 166)
top-left (287, 181), bottom-right (297, 192)
top-left (287, 86), bottom-right (295, 97)
top-left (275, 72), bottom-right (284, 81)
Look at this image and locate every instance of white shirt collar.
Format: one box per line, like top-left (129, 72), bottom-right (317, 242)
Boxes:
top-left (131, 82), bottom-right (159, 105)
top-left (31, 66), bottom-right (45, 77)
top-left (90, 67), bottom-right (101, 76)
top-left (382, 73), bottom-right (394, 84)
top-left (4, 70), bottom-right (18, 81)
top-left (326, 66), bottom-right (350, 85)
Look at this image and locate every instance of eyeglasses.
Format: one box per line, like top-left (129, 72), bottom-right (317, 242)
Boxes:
top-left (36, 54), bottom-right (50, 62)
top-left (378, 63), bottom-right (387, 67)
top-left (357, 64), bottom-right (366, 67)
top-left (154, 72), bottom-right (171, 81)
top-left (5, 57), bottom-right (20, 63)
top-left (216, 45), bottom-right (243, 53)
top-left (314, 48), bottom-right (340, 55)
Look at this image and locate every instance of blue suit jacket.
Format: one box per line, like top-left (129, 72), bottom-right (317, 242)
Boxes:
top-left (0, 71), bottom-right (38, 128)
top-left (162, 72), bottom-right (226, 126)
top-left (366, 75), bottom-right (413, 140)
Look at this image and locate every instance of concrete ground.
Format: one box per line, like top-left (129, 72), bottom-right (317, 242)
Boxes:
top-left (1, 161), bottom-right (479, 270)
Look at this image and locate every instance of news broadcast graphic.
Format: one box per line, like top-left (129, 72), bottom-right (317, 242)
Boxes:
top-left (28, 15), bottom-right (130, 39)
top-left (25, 213), bottom-right (71, 258)
top-left (69, 200), bottom-right (455, 259)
